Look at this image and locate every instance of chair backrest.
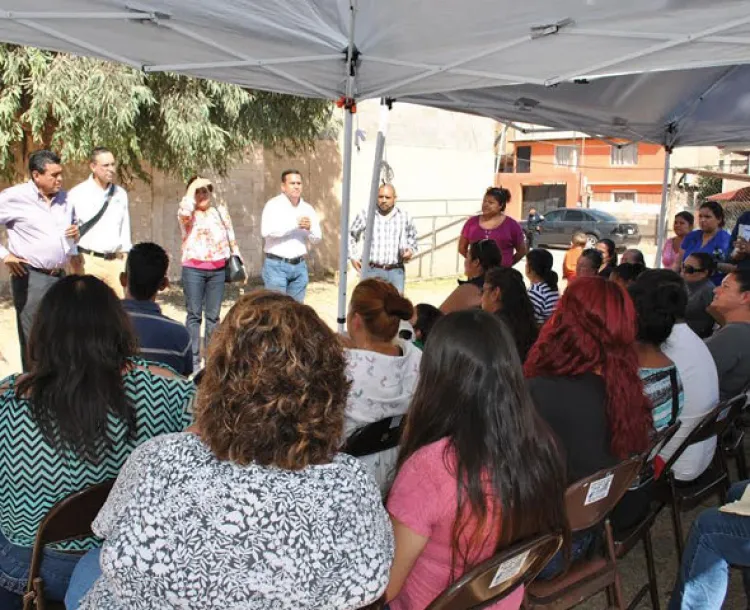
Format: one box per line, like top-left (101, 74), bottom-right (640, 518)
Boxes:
top-left (646, 421), bottom-right (682, 464)
top-left (661, 393), bottom-right (747, 475)
top-left (344, 415), bottom-right (404, 458)
top-left (425, 533), bottom-right (564, 610)
top-left (565, 456), bottom-right (642, 533)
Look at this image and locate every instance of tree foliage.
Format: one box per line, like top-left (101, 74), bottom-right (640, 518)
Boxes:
top-left (695, 173), bottom-right (723, 205)
top-left (0, 45), bottom-right (334, 182)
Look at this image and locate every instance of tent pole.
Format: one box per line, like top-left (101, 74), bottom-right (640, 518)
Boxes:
top-left (337, 108), bottom-right (355, 333)
top-left (654, 148), bottom-right (672, 267)
top-left (360, 99), bottom-right (391, 279)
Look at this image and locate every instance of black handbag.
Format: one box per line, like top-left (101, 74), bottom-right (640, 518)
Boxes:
top-left (213, 207), bottom-right (246, 283)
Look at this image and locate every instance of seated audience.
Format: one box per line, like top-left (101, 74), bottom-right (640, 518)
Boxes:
top-left (411, 303), bottom-right (443, 349)
top-left (440, 239), bottom-right (501, 313)
top-left (0, 276), bottom-right (195, 608)
top-left (120, 242), bottom-right (193, 375)
top-left (622, 248), bottom-right (646, 266)
top-left (706, 268), bottom-right (750, 400)
top-left (728, 209), bottom-right (750, 271)
top-left (344, 279), bottom-right (421, 491)
top-left (610, 262), bottom-right (645, 290)
top-left (595, 238), bottom-right (618, 278)
top-left (681, 252), bottom-right (717, 338)
top-left (658, 270), bottom-right (719, 482)
top-left (575, 248), bottom-right (603, 279)
top-left (66, 291), bottom-right (393, 610)
top-left (481, 267), bottom-right (538, 361)
top-left (386, 310), bottom-right (568, 610)
top-left (629, 271), bottom-right (685, 432)
top-left (525, 248), bottom-right (560, 325)
top-left (668, 479), bottom-right (750, 610)
top-left (562, 231), bottom-right (587, 281)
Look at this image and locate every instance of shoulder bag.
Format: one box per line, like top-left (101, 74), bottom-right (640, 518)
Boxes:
top-left (213, 207), bottom-right (246, 283)
top-left (78, 184), bottom-right (116, 238)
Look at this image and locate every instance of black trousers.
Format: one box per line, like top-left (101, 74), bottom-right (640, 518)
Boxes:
top-left (10, 269), bottom-right (62, 371)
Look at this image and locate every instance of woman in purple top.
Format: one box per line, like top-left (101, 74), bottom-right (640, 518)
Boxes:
top-left (458, 187), bottom-right (527, 268)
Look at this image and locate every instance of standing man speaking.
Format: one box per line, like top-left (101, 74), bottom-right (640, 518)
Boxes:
top-left (68, 147), bottom-right (131, 297)
top-left (0, 150), bottom-right (78, 370)
top-left (261, 169), bottom-right (321, 302)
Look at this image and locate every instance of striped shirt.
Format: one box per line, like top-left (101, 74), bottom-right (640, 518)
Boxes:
top-left (640, 365), bottom-right (684, 431)
top-left (349, 207), bottom-right (418, 266)
top-left (528, 282), bottom-right (559, 325)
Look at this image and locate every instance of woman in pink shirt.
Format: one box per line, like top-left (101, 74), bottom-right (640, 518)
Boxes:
top-left (385, 309), bottom-right (569, 610)
top-left (662, 211), bottom-right (694, 269)
top-left (458, 188), bottom-right (527, 268)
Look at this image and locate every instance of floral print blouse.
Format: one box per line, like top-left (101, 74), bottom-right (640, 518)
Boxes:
top-left (177, 198), bottom-right (239, 264)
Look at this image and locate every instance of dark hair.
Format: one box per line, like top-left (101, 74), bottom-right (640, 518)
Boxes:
top-left (281, 169), bottom-right (302, 183)
top-left (484, 187), bottom-right (511, 212)
top-left (413, 303), bottom-right (443, 345)
top-left (734, 268), bottom-right (750, 293)
top-left (700, 201), bottom-right (725, 228)
top-left (580, 248), bottom-right (603, 270)
top-left (468, 239), bottom-right (502, 272)
top-left (612, 262), bottom-right (646, 285)
top-left (350, 278), bottom-right (414, 342)
top-left (675, 211), bottom-right (694, 226)
top-left (17, 276), bottom-right (138, 463)
top-left (526, 248), bottom-right (558, 291)
top-left (90, 147), bottom-right (112, 163)
top-left (397, 310), bottom-right (569, 573)
top-left (596, 238), bottom-right (618, 266)
top-left (125, 242), bottom-right (169, 301)
top-left (622, 248), bottom-right (646, 266)
top-left (629, 269), bottom-right (687, 345)
top-left (196, 291), bottom-right (350, 469)
top-left (29, 150), bottom-right (61, 175)
top-left (684, 252), bottom-right (717, 276)
top-left (484, 267), bottom-right (538, 361)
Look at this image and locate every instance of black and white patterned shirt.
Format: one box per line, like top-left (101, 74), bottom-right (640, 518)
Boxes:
top-left (349, 207), bottom-right (418, 266)
top-left (79, 433), bottom-right (394, 610)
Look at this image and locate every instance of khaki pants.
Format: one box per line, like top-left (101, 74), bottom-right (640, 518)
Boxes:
top-left (79, 252), bottom-right (125, 298)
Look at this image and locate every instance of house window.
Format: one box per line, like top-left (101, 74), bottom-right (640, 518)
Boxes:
top-left (612, 191), bottom-right (637, 203)
top-left (516, 146), bottom-right (531, 173)
top-left (554, 145), bottom-right (579, 169)
top-left (610, 143), bottom-right (638, 166)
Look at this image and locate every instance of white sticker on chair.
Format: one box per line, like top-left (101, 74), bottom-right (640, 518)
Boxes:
top-left (718, 406), bottom-right (732, 422)
top-left (489, 550), bottom-right (530, 589)
top-left (390, 415), bottom-right (403, 429)
top-left (584, 473), bottom-right (614, 506)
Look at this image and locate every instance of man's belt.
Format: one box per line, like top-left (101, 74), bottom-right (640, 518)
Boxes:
top-left (266, 253), bottom-right (306, 265)
top-left (27, 265), bottom-right (64, 277)
top-left (369, 262), bottom-right (404, 271)
top-left (78, 247), bottom-right (120, 261)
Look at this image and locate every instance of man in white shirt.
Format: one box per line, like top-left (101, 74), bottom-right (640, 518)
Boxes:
top-left (68, 147), bottom-right (132, 297)
top-left (260, 169), bottom-right (321, 302)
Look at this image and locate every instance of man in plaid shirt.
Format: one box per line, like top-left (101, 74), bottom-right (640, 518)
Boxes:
top-left (349, 183), bottom-right (418, 294)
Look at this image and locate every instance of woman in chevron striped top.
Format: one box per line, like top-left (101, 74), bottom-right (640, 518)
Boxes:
top-left (0, 275), bottom-right (195, 609)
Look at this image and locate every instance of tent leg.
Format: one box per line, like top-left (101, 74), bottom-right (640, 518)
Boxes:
top-left (360, 99), bottom-right (391, 278)
top-left (337, 108), bottom-right (355, 333)
top-left (654, 149), bottom-right (672, 268)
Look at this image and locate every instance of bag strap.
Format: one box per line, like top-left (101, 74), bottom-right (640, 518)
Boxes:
top-left (669, 366), bottom-right (680, 426)
top-left (78, 184), bottom-right (116, 238)
top-left (212, 206), bottom-right (232, 248)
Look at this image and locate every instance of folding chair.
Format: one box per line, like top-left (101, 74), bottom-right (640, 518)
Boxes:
top-left (23, 479), bottom-right (115, 610)
top-left (524, 456), bottom-right (643, 610)
top-left (344, 415), bottom-right (404, 458)
top-left (613, 421), bottom-right (681, 610)
top-left (652, 394), bottom-right (747, 560)
top-left (721, 388), bottom-right (750, 481)
top-left (425, 533), bottom-right (563, 610)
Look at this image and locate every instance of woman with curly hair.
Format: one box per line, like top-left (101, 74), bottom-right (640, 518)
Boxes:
top-left (67, 291), bottom-right (393, 610)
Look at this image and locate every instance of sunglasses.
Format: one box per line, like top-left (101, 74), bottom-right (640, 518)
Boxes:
top-left (682, 264), bottom-right (705, 274)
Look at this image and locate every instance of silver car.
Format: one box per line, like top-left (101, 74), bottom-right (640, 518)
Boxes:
top-left (522, 208), bottom-right (641, 249)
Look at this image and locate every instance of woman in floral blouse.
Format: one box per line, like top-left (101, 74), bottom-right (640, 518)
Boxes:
top-left (66, 291), bottom-right (393, 610)
top-left (178, 177), bottom-right (242, 370)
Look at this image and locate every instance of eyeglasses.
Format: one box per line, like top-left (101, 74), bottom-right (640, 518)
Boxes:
top-left (682, 264), bottom-right (705, 274)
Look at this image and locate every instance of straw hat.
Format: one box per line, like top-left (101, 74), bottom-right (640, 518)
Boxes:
top-left (189, 177), bottom-right (213, 193)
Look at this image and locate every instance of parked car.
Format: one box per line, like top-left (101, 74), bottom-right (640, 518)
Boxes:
top-left (520, 208), bottom-right (640, 249)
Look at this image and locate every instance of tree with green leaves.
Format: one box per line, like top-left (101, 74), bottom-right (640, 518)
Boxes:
top-left (0, 44), bottom-right (334, 182)
top-left (695, 173), bottom-right (723, 205)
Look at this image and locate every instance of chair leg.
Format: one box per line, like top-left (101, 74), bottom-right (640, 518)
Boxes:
top-left (643, 529), bottom-right (661, 610)
top-left (737, 445), bottom-right (748, 482)
top-left (669, 497), bottom-right (685, 561)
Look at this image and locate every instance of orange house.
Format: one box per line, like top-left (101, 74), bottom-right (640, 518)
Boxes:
top-left (496, 132), bottom-right (666, 220)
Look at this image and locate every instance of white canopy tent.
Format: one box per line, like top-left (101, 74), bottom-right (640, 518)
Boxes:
top-left (4, 0), bottom-right (750, 324)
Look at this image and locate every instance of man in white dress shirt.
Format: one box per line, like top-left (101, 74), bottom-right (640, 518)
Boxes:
top-left (68, 147), bottom-right (132, 297)
top-left (260, 169), bottom-right (321, 302)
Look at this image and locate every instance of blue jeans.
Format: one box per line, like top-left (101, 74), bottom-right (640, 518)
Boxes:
top-left (366, 266), bottom-right (406, 294)
top-left (0, 531), bottom-right (83, 609)
top-left (182, 265), bottom-right (226, 369)
top-left (262, 257), bottom-right (308, 302)
top-left (65, 548), bottom-right (101, 609)
top-left (669, 480), bottom-right (750, 609)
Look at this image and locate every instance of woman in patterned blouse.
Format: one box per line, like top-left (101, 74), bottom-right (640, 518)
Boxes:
top-left (67, 291), bottom-right (393, 610)
top-left (0, 276), bottom-right (195, 609)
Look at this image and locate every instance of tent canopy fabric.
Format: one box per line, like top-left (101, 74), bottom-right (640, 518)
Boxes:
top-left (2, 0), bottom-right (750, 147)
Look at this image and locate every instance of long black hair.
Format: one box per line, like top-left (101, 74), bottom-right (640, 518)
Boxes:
top-left (484, 267), bottom-right (539, 361)
top-left (396, 310), bottom-right (569, 575)
top-left (597, 238), bottom-right (618, 267)
top-left (526, 248), bottom-right (559, 292)
top-left (17, 275), bottom-right (138, 463)
top-left (468, 239), bottom-right (502, 273)
top-left (629, 269), bottom-right (687, 346)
